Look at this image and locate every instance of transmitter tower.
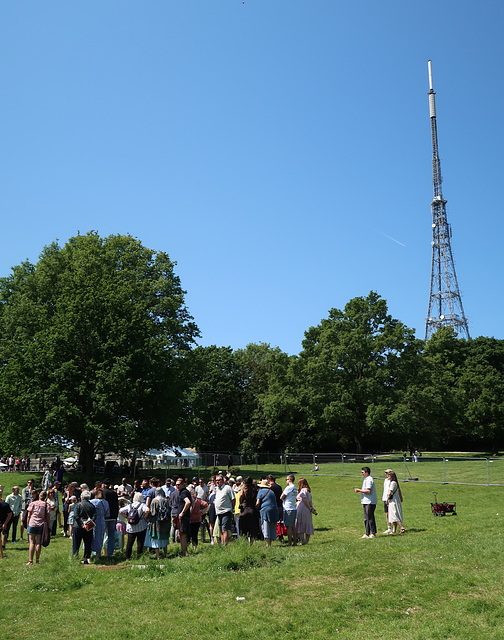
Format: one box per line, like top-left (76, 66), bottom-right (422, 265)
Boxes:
top-left (425, 60), bottom-right (469, 341)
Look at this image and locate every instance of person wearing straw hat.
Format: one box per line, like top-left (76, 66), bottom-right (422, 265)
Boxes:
top-left (382, 469), bottom-right (393, 535)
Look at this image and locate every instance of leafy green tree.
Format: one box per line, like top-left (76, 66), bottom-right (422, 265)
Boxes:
top-left (234, 343), bottom-right (293, 452)
top-left (291, 292), bottom-right (419, 452)
top-left (184, 345), bottom-right (246, 452)
top-left (459, 337), bottom-right (504, 450)
top-left (387, 327), bottom-right (465, 450)
top-left (0, 232), bottom-right (199, 477)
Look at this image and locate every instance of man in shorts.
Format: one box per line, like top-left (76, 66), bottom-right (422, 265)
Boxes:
top-left (280, 474), bottom-right (297, 546)
top-left (171, 478), bottom-right (192, 556)
top-left (214, 475), bottom-right (235, 546)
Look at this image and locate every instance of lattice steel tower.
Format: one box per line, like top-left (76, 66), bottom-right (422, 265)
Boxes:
top-left (425, 60), bottom-right (470, 341)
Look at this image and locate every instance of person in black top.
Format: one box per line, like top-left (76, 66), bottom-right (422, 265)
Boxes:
top-left (73, 490), bottom-right (96, 564)
top-left (170, 478), bottom-right (192, 557)
top-left (101, 480), bottom-right (119, 556)
top-left (0, 499), bottom-right (13, 556)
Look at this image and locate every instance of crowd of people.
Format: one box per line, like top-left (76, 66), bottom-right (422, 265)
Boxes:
top-left (0, 471), bottom-right (318, 565)
top-left (0, 455), bottom-right (31, 473)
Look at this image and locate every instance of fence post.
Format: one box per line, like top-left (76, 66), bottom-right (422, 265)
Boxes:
top-left (487, 458), bottom-right (490, 486)
top-left (341, 454), bottom-right (344, 477)
top-left (443, 458), bottom-right (446, 483)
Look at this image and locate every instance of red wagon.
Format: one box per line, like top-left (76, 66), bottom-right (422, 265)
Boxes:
top-left (431, 492), bottom-right (457, 516)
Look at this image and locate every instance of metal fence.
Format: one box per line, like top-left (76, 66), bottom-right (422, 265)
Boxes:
top-left (199, 452), bottom-right (504, 487)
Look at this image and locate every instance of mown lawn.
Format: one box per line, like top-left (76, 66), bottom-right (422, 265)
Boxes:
top-left (0, 472), bottom-right (503, 639)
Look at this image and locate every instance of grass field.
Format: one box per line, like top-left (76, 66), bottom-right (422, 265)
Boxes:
top-left (1, 471), bottom-right (503, 639)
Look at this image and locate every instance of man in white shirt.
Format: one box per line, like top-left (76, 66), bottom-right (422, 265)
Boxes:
top-left (117, 478), bottom-right (133, 497)
top-left (214, 475), bottom-right (235, 546)
top-left (195, 478), bottom-right (209, 501)
top-left (354, 467), bottom-right (377, 538)
top-left (280, 474), bottom-right (297, 546)
top-left (5, 486), bottom-right (22, 544)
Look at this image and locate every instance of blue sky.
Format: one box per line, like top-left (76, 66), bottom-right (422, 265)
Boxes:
top-left (1, 1), bottom-right (503, 355)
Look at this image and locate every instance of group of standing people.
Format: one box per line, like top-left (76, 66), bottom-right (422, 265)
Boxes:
top-left (0, 478), bottom-right (120, 565)
top-left (354, 467), bottom-right (405, 538)
top-left (0, 471), bottom-right (320, 566)
top-left (0, 455), bottom-right (30, 473)
top-left (236, 474), bottom-right (316, 546)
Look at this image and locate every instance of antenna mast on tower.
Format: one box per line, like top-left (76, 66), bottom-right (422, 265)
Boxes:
top-left (425, 60), bottom-right (470, 341)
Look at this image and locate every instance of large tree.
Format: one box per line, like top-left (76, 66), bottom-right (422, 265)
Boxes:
top-left (184, 345), bottom-right (246, 452)
top-left (0, 232), bottom-right (199, 477)
top-left (292, 292), bottom-right (419, 452)
top-left (387, 327), bottom-right (466, 451)
top-left (234, 342), bottom-right (292, 452)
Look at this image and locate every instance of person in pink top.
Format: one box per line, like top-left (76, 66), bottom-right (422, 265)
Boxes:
top-left (26, 489), bottom-right (50, 565)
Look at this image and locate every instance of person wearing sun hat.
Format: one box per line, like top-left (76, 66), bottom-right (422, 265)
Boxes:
top-left (382, 469), bottom-right (393, 534)
top-left (256, 478), bottom-right (279, 547)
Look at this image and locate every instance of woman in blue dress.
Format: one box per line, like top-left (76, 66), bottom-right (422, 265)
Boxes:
top-left (256, 479), bottom-right (279, 547)
top-left (90, 489), bottom-right (110, 560)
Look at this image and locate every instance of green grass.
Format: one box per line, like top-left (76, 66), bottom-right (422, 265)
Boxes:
top-left (234, 457), bottom-right (504, 486)
top-left (1, 473), bottom-right (503, 639)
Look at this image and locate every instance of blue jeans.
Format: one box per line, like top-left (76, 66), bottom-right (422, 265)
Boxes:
top-left (105, 519), bottom-right (117, 555)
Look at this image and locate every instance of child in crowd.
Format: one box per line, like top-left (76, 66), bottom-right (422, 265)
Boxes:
top-left (67, 496), bottom-right (78, 539)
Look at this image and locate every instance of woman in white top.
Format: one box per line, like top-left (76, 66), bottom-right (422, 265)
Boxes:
top-left (386, 472), bottom-right (405, 534)
top-left (119, 492), bottom-right (149, 560)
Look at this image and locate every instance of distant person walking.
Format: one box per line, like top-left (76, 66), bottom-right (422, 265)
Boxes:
top-left (354, 467), bottom-right (377, 538)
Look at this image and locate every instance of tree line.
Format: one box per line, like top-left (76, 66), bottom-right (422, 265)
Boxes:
top-left (0, 233), bottom-right (502, 478)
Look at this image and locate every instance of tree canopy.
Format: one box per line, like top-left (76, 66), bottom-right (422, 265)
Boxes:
top-left (0, 232), bottom-right (199, 476)
top-left (1, 245), bottom-right (503, 461)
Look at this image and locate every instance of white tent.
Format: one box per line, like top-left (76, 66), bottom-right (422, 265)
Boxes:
top-left (145, 446), bottom-right (201, 468)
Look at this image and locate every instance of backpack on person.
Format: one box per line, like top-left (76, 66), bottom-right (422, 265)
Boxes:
top-left (157, 502), bottom-right (170, 522)
top-left (127, 504), bottom-right (141, 525)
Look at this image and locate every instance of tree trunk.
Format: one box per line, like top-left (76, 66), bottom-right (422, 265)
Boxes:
top-left (79, 440), bottom-right (95, 485)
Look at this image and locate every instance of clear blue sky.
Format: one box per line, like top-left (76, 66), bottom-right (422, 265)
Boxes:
top-left (1, 1), bottom-right (503, 355)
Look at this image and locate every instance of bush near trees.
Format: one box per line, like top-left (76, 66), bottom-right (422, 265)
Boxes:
top-left (1, 234), bottom-right (503, 464)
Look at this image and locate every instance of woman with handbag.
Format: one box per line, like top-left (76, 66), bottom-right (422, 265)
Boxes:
top-left (72, 490), bottom-right (97, 564)
top-left (385, 471), bottom-right (405, 534)
top-left (26, 489), bottom-right (50, 565)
